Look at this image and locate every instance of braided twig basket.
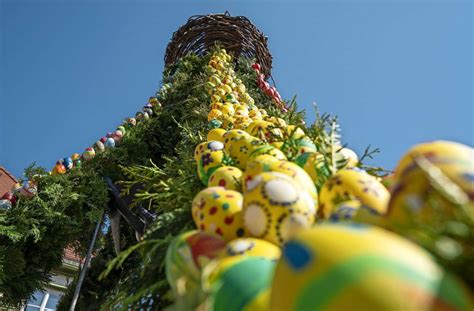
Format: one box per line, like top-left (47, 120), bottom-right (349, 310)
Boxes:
top-left (165, 12), bottom-right (273, 79)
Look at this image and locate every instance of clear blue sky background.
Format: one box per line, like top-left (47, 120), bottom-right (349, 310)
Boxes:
top-left (1, 0), bottom-right (472, 178)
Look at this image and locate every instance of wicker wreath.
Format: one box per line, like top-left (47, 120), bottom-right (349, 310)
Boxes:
top-left (165, 12), bottom-right (273, 79)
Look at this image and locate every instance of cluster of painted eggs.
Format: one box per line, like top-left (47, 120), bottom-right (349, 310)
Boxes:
top-left (252, 63), bottom-right (286, 112)
top-left (166, 49), bottom-right (473, 310)
top-left (52, 96), bottom-right (162, 175)
top-left (0, 181), bottom-right (36, 210)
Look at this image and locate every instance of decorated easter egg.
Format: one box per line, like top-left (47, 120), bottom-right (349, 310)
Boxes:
top-left (388, 141), bottom-right (474, 222)
top-left (244, 155), bottom-right (281, 182)
top-left (51, 162), bottom-right (66, 175)
top-left (194, 141), bottom-right (224, 163)
top-left (126, 117), bottom-right (136, 126)
top-left (11, 183), bottom-right (22, 195)
top-left (243, 172), bottom-right (316, 246)
top-left (82, 147), bottom-right (95, 161)
top-left (143, 107), bottom-right (153, 116)
top-left (105, 137), bottom-right (115, 148)
top-left (116, 126), bottom-right (126, 135)
top-left (0, 199), bottom-right (12, 210)
top-left (63, 157), bottom-right (73, 170)
top-left (203, 257), bottom-right (276, 311)
top-left (247, 145), bottom-right (287, 163)
top-left (100, 136), bottom-right (107, 143)
top-left (165, 230), bottom-right (226, 300)
top-left (295, 137), bottom-right (317, 155)
top-left (208, 109), bottom-right (223, 121)
top-left (208, 166), bottom-right (243, 191)
top-left (270, 224), bottom-right (473, 311)
top-left (95, 141), bottom-right (105, 152)
top-left (223, 132), bottom-right (264, 169)
top-left (295, 152), bottom-right (327, 187)
top-left (218, 238), bottom-right (281, 261)
top-left (2, 192), bottom-right (17, 206)
top-left (338, 147), bottom-right (359, 168)
top-left (319, 168), bottom-right (389, 219)
top-left (246, 120), bottom-right (283, 143)
top-left (192, 187), bottom-right (246, 241)
top-left (207, 128), bottom-right (226, 143)
top-left (197, 150), bottom-right (224, 185)
top-left (208, 119), bottom-right (223, 130)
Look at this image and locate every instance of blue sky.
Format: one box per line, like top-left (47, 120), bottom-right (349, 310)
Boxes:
top-left (1, 0), bottom-right (472, 178)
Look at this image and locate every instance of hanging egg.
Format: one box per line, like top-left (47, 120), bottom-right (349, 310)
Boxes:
top-left (82, 147), bottom-right (96, 161)
top-left (207, 128), bottom-right (227, 143)
top-left (51, 162), bottom-right (67, 175)
top-left (71, 153), bottom-right (81, 162)
top-left (203, 257), bottom-right (275, 311)
top-left (270, 224), bottom-right (473, 311)
top-left (208, 166), bottom-right (243, 191)
top-left (319, 168), bottom-right (390, 219)
top-left (95, 141), bottom-right (105, 152)
top-left (243, 172), bottom-right (316, 246)
top-left (63, 157), bottom-right (73, 170)
top-left (105, 137), bottom-right (115, 148)
top-left (192, 187), bottom-right (246, 241)
top-left (116, 125), bottom-right (126, 136)
top-left (0, 199), bottom-right (12, 210)
top-left (2, 191), bottom-right (17, 206)
top-left (295, 152), bottom-right (327, 187)
top-left (126, 117), bottom-right (136, 126)
top-left (165, 230), bottom-right (226, 301)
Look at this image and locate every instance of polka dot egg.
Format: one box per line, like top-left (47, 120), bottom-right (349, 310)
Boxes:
top-left (208, 166), bottom-right (243, 191)
top-left (192, 187), bottom-right (247, 241)
top-left (243, 172), bottom-right (316, 246)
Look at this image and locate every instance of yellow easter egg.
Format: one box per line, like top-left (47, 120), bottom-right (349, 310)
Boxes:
top-left (224, 132), bottom-right (264, 169)
top-left (388, 141), bottom-right (474, 223)
top-left (207, 128), bottom-right (227, 143)
top-left (208, 166), bottom-right (243, 191)
top-left (197, 149), bottom-right (224, 185)
top-left (319, 168), bottom-right (390, 219)
top-left (194, 141), bottom-right (224, 163)
top-left (209, 75), bottom-right (221, 85)
top-left (219, 238), bottom-right (281, 261)
top-left (394, 140), bottom-right (473, 180)
top-left (287, 125), bottom-right (305, 139)
top-left (248, 145), bottom-right (287, 163)
top-left (338, 147), bottom-right (359, 168)
top-left (247, 120), bottom-right (284, 143)
top-left (295, 152), bottom-right (327, 187)
top-left (221, 103), bottom-right (235, 116)
top-left (270, 224), bottom-right (473, 311)
top-left (208, 109), bottom-right (223, 121)
top-left (192, 187), bottom-right (247, 241)
top-left (243, 172), bottom-right (316, 246)
top-left (248, 109), bottom-right (263, 120)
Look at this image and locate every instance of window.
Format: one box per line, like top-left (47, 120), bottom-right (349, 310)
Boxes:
top-left (24, 290), bottom-right (62, 311)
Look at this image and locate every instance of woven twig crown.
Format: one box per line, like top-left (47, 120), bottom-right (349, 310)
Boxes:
top-left (165, 12), bottom-right (273, 78)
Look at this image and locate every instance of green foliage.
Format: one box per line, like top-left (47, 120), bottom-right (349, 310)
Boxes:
top-left (0, 165), bottom-right (107, 307)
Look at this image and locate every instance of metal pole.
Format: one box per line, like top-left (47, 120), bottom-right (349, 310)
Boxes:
top-left (69, 213), bottom-right (103, 311)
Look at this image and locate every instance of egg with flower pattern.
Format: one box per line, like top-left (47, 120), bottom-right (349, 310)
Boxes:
top-left (224, 131), bottom-right (264, 169)
top-left (243, 172), bottom-right (316, 246)
top-left (319, 168), bottom-right (390, 219)
top-left (192, 187), bottom-right (246, 241)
